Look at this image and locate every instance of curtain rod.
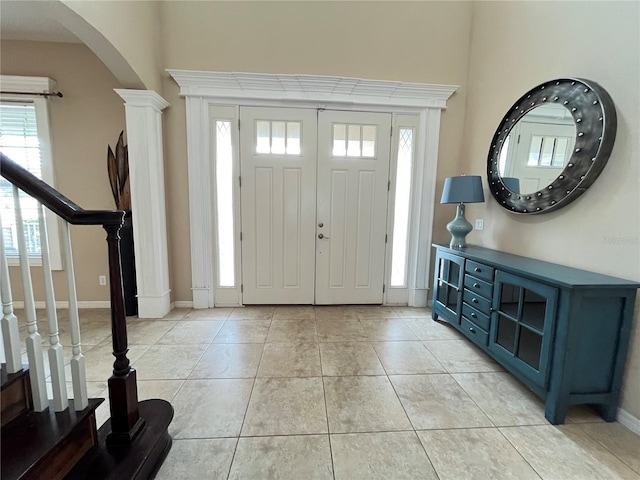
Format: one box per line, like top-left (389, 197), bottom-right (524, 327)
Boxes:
top-left (0, 90), bottom-right (63, 98)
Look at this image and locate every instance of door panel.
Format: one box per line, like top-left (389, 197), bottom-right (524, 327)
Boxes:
top-left (315, 110), bottom-right (392, 304)
top-left (240, 107), bottom-right (317, 304)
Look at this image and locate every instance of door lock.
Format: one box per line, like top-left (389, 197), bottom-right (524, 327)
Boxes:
top-left (318, 222), bottom-right (323, 228)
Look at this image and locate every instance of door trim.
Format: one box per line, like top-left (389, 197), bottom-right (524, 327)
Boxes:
top-left (170, 70), bottom-right (458, 308)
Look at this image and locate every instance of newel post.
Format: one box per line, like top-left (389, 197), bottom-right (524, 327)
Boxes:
top-left (104, 221), bottom-right (145, 449)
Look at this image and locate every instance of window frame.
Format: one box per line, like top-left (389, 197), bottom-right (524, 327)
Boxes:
top-left (1, 75), bottom-right (63, 270)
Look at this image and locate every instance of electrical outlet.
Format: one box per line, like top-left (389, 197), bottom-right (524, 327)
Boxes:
top-left (475, 219), bottom-right (484, 231)
top-left (99, 275), bottom-right (107, 286)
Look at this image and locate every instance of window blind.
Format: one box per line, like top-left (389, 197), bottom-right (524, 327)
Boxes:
top-left (0, 102), bottom-right (42, 256)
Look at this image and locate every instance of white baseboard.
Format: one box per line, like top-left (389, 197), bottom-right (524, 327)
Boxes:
top-left (12, 301), bottom-right (111, 309)
top-left (617, 407), bottom-right (640, 435)
top-left (173, 301), bottom-right (193, 309)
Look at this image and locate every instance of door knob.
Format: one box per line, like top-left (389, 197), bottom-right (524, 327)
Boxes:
top-left (318, 233), bottom-right (329, 239)
top-left (318, 222), bottom-right (324, 228)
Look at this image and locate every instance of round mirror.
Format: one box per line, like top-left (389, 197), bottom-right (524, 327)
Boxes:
top-left (487, 78), bottom-right (617, 214)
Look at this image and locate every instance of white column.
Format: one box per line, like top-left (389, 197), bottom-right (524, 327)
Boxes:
top-left (115, 90), bottom-right (171, 319)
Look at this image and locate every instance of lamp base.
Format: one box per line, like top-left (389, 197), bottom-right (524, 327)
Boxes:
top-left (446, 204), bottom-right (472, 249)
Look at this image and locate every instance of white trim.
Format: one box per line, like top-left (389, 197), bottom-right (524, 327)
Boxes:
top-left (168, 70), bottom-right (457, 308)
top-left (173, 301), bottom-right (194, 309)
top-left (114, 90), bottom-right (169, 111)
top-left (0, 75), bottom-right (56, 94)
top-left (115, 89), bottom-right (172, 319)
top-left (168, 70), bottom-right (457, 109)
top-left (617, 407), bottom-right (640, 436)
top-left (12, 300), bottom-right (111, 309)
top-left (137, 291), bottom-right (171, 319)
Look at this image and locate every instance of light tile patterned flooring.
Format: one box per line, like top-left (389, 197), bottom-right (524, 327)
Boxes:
top-left (30, 306), bottom-right (640, 479)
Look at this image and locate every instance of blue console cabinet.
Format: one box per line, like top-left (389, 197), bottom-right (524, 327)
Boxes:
top-left (432, 244), bottom-right (639, 424)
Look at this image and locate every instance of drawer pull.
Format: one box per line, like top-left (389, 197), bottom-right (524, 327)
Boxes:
top-left (472, 298), bottom-right (478, 304)
top-left (469, 327), bottom-right (476, 333)
top-left (474, 267), bottom-right (481, 272)
top-left (471, 312), bottom-right (477, 319)
top-left (473, 283), bottom-right (480, 288)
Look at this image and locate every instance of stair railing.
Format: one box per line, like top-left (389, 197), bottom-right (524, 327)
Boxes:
top-left (0, 152), bottom-right (143, 446)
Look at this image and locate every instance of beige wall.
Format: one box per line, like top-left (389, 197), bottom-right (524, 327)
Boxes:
top-left (460, 1), bottom-right (640, 417)
top-left (160, 0), bottom-right (474, 300)
top-left (61, 0), bottom-right (163, 92)
top-left (1, 40), bottom-right (126, 303)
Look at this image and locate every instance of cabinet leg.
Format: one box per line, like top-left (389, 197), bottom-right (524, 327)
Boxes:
top-left (432, 312), bottom-right (439, 321)
top-left (545, 402), bottom-right (568, 425)
top-left (596, 403), bottom-right (618, 422)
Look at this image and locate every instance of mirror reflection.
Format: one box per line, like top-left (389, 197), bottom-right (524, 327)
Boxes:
top-left (497, 104), bottom-right (576, 194)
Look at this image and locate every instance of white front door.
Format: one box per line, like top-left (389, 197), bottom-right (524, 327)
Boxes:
top-left (240, 107), bottom-right (318, 304)
top-left (240, 107), bottom-right (391, 304)
top-left (315, 110), bottom-right (392, 304)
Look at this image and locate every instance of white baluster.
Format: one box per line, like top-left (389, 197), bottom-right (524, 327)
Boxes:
top-left (61, 221), bottom-right (88, 410)
top-left (13, 186), bottom-right (48, 411)
top-left (38, 203), bottom-right (68, 411)
top-left (0, 215), bottom-right (22, 374)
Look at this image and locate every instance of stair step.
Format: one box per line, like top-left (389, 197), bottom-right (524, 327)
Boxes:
top-left (1, 398), bottom-right (103, 480)
top-left (1, 365), bottom-right (32, 427)
top-left (66, 399), bottom-right (174, 480)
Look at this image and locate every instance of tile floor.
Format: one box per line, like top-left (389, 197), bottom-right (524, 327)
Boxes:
top-left (31, 306), bottom-right (640, 479)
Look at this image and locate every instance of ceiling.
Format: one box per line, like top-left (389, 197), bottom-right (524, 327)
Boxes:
top-left (1, 1), bottom-right (81, 44)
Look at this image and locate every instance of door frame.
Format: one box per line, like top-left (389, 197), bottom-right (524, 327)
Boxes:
top-left (169, 70), bottom-right (458, 308)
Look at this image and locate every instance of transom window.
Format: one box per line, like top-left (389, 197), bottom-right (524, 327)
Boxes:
top-left (332, 123), bottom-right (377, 158)
top-left (255, 120), bottom-right (301, 155)
top-left (527, 135), bottom-right (570, 167)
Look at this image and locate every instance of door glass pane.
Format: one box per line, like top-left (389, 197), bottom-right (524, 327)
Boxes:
top-left (521, 288), bottom-right (546, 331)
top-left (390, 128), bottom-right (413, 287)
top-left (256, 121), bottom-right (270, 153)
top-left (361, 125), bottom-right (376, 157)
top-left (347, 124), bottom-right (361, 157)
top-left (286, 121), bottom-right (301, 154)
top-left (333, 124), bottom-right (347, 156)
top-left (449, 261), bottom-right (460, 285)
top-left (496, 314), bottom-right (517, 353)
top-left (517, 327), bottom-right (543, 369)
top-left (499, 283), bottom-right (520, 318)
top-left (271, 121), bottom-right (286, 154)
top-left (437, 281), bottom-right (448, 306)
top-left (215, 120), bottom-right (235, 287)
top-left (553, 137), bottom-right (568, 166)
top-left (528, 135), bottom-right (543, 165)
top-left (446, 285), bottom-right (458, 310)
top-left (439, 258), bottom-right (449, 284)
top-left (540, 138), bottom-right (554, 166)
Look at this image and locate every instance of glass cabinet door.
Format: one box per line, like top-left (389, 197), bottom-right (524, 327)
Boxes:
top-left (433, 251), bottom-right (465, 324)
top-left (489, 271), bottom-right (557, 387)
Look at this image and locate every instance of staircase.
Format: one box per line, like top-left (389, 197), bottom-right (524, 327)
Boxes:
top-left (1, 367), bottom-right (103, 480)
top-left (0, 153), bottom-right (173, 479)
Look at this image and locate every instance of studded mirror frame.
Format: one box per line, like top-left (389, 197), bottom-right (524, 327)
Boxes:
top-left (487, 78), bottom-right (617, 214)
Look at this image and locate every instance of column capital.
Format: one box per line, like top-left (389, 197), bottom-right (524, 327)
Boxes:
top-left (115, 89), bottom-right (170, 111)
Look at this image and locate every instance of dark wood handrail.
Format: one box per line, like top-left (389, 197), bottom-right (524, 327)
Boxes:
top-left (1, 151), bottom-right (144, 449)
top-left (1, 153), bottom-right (124, 226)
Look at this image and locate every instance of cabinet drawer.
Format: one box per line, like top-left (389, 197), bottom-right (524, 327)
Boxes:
top-left (462, 303), bottom-right (490, 331)
top-left (463, 289), bottom-right (491, 315)
top-left (465, 260), bottom-right (494, 282)
top-left (464, 275), bottom-right (493, 299)
top-left (461, 316), bottom-right (489, 346)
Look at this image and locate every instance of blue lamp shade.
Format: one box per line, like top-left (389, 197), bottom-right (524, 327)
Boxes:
top-left (441, 175), bottom-right (485, 204)
top-left (440, 175), bottom-right (484, 249)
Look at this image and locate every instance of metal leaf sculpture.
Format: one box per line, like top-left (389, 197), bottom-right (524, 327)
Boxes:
top-left (107, 131), bottom-right (131, 210)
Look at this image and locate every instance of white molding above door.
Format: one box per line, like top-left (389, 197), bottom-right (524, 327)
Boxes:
top-left (168, 70), bottom-right (458, 308)
top-left (167, 70), bottom-right (457, 109)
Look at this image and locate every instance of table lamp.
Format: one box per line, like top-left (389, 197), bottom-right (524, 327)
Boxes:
top-left (440, 175), bottom-right (485, 248)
